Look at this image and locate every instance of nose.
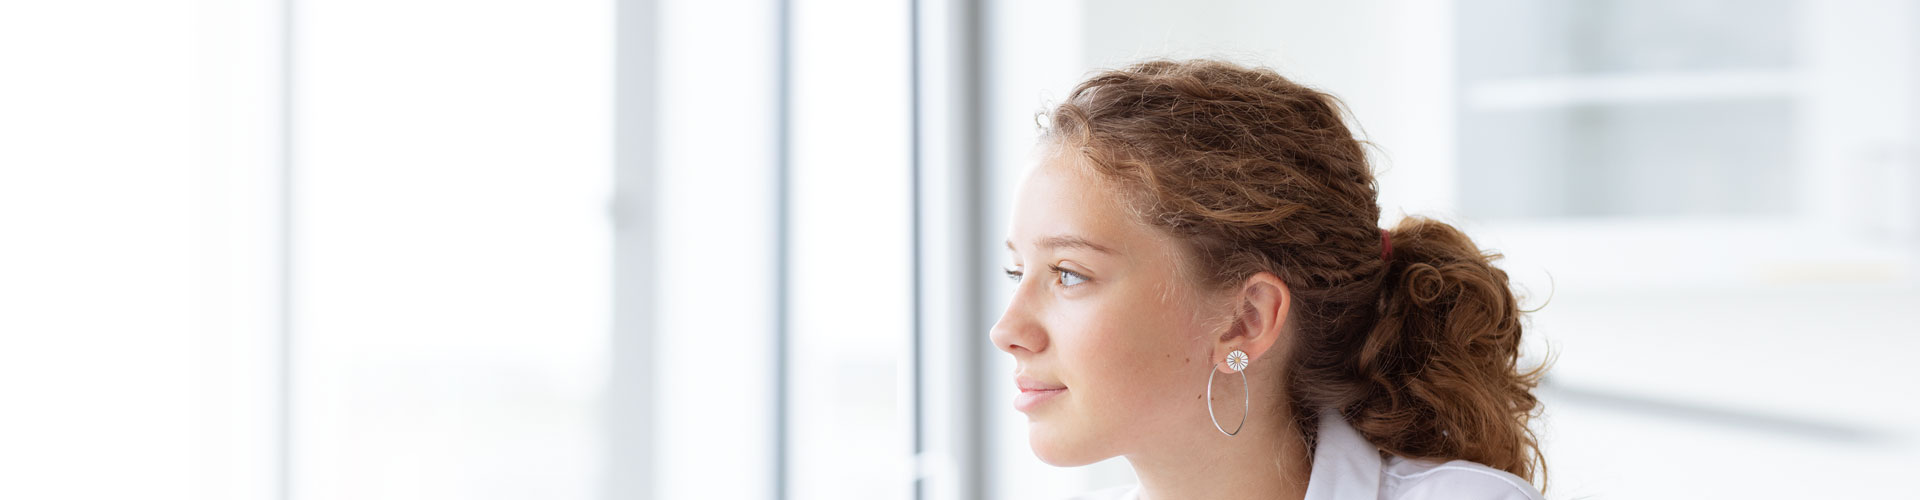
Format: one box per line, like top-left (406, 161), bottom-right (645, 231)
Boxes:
top-left (989, 286), bottom-right (1048, 356)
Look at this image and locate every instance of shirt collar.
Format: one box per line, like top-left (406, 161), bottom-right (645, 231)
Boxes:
top-left (1302, 410), bottom-right (1382, 500)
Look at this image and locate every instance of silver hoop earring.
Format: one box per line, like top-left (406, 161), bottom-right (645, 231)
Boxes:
top-left (1207, 349), bottom-right (1250, 436)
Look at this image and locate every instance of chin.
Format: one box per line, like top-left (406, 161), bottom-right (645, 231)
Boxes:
top-left (1026, 422), bottom-right (1109, 467)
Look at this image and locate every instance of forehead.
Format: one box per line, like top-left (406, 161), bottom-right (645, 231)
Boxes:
top-left (1007, 151), bottom-right (1156, 255)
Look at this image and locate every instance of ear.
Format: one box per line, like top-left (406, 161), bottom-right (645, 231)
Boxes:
top-left (1213, 271), bottom-right (1291, 373)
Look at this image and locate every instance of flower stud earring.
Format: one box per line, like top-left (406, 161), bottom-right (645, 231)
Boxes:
top-left (1226, 349), bottom-right (1249, 372)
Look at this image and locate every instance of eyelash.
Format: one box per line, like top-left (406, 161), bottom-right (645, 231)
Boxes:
top-left (1003, 265), bottom-right (1088, 288)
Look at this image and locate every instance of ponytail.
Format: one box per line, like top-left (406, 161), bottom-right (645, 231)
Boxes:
top-left (1349, 216), bottom-right (1545, 482)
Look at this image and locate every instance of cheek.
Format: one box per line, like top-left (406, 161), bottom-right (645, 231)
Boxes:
top-left (1064, 298), bottom-right (1201, 413)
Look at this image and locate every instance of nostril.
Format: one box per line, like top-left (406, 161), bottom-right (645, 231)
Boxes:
top-left (990, 330), bottom-right (1026, 355)
top-left (997, 335), bottom-right (1042, 355)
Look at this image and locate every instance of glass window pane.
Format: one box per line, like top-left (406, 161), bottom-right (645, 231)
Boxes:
top-left (786, 1), bottom-right (915, 499)
top-left (292, 2), bottom-right (611, 498)
top-left (0, 2), bottom-right (280, 499)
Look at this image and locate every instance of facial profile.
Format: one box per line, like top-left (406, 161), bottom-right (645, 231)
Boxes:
top-left (990, 146), bottom-right (1251, 467)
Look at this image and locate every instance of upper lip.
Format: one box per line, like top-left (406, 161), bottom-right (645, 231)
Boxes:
top-left (1015, 375), bottom-right (1066, 392)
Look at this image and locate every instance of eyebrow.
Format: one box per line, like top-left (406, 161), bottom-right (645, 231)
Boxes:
top-left (1005, 234), bottom-right (1117, 255)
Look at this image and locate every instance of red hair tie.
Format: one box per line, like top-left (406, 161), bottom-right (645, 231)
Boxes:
top-left (1379, 229), bottom-right (1392, 261)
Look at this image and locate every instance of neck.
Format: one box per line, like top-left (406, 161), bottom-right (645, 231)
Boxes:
top-left (1126, 402), bottom-right (1312, 500)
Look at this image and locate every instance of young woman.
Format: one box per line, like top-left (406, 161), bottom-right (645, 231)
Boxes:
top-left (993, 59), bottom-right (1546, 500)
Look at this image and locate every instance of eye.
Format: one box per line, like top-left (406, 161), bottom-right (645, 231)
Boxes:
top-left (1003, 267), bottom-right (1023, 285)
top-left (1051, 265), bottom-right (1087, 287)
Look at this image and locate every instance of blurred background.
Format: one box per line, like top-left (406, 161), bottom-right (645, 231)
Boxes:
top-left (1, 0), bottom-right (1916, 499)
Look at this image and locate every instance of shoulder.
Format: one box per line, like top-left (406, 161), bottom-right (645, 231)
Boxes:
top-left (1380, 457), bottom-right (1542, 500)
top-left (1060, 484), bottom-right (1139, 500)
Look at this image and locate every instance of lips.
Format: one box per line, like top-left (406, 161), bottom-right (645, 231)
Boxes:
top-left (1014, 375), bottom-right (1066, 413)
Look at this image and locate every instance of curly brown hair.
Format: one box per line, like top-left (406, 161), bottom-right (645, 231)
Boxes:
top-left (1043, 59), bottom-right (1547, 484)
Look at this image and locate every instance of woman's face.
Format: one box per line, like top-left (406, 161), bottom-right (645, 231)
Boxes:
top-left (991, 149), bottom-right (1231, 466)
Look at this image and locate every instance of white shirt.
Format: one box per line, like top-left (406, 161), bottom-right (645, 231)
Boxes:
top-left (1067, 411), bottom-right (1543, 500)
